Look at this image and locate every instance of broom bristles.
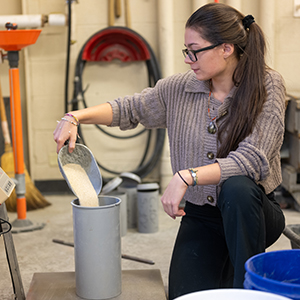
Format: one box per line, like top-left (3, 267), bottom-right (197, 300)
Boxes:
top-left (24, 168), bottom-right (51, 211)
top-left (1, 143), bottom-right (51, 212)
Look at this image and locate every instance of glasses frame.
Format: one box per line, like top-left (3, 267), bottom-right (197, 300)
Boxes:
top-left (182, 43), bottom-right (222, 62)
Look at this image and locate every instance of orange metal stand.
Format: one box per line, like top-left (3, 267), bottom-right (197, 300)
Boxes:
top-left (0, 24), bottom-right (43, 231)
top-left (9, 67), bottom-right (26, 220)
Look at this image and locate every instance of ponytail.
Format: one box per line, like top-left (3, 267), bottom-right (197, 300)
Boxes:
top-left (218, 21), bottom-right (267, 158)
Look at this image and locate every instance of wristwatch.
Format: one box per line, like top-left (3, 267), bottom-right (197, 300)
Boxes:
top-left (188, 168), bottom-right (198, 186)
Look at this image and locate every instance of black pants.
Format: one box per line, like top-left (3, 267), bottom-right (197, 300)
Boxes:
top-left (168, 176), bottom-right (285, 300)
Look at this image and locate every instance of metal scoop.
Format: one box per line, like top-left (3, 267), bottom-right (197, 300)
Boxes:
top-left (57, 143), bottom-right (102, 197)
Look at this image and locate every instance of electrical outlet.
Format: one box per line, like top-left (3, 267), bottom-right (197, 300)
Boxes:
top-left (294, 0), bottom-right (300, 17)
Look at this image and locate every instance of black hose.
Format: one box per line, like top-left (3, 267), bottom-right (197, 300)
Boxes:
top-left (0, 218), bottom-right (12, 235)
top-left (71, 27), bottom-right (165, 179)
top-left (72, 46), bottom-right (147, 139)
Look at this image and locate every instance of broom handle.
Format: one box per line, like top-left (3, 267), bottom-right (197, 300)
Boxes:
top-left (115, 0), bottom-right (121, 18)
top-left (0, 80), bottom-right (11, 145)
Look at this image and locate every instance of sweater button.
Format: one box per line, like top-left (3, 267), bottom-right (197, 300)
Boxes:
top-left (207, 152), bottom-right (214, 160)
top-left (207, 196), bottom-right (214, 203)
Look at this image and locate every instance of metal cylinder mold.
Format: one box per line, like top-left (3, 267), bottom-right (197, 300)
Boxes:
top-left (72, 196), bottom-right (121, 300)
top-left (137, 183), bottom-right (160, 233)
top-left (107, 190), bottom-right (127, 237)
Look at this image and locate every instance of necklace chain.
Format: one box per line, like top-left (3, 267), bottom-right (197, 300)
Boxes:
top-left (207, 90), bottom-right (217, 122)
top-left (207, 80), bottom-right (217, 134)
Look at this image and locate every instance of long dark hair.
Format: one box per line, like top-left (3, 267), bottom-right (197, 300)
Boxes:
top-left (186, 3), bottom-right (267, 158)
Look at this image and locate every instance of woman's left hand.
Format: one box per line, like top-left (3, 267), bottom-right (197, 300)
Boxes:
top-left (161, 172), bottom-right (188, 219)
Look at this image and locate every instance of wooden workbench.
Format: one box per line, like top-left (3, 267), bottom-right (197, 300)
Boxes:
top-left (26, 269), bottom-right (167, 300)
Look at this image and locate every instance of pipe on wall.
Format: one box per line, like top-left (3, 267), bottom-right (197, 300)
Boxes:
top-left (193, 0), bottom-right (208, 11)
top-left (158, 0), bottom-right (174, 192)
top-left (259, 0), bottom-right (275, 68)
top-left (20, 0), bottom-right (74, 180)
top-left (225, 0), bottom-right (242, 11)
top-left (158, 0), bottom-right (174, 77)
top-left (194, 0), bottom-right (243, 11)
top-left (194, 1), bottom-right (242, 12)
top-left (0, 14), bottom-right (67, 28)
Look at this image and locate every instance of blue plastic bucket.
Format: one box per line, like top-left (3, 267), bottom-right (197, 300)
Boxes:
top-left (244, 250), bottom-right (300, 300)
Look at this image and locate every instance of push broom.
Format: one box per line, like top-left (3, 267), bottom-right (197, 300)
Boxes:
top-left (0, 79), bottom-right (51, 212)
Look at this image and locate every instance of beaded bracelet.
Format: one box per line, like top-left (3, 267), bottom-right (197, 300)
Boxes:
top-left (65, 113), bottom-right (79, 125)
top-left (61, 117), bottom-right (78, 127)
top-left (188, 168), bottom-right (198, 186)
top-left (177, 171), bottom-right (189, 187)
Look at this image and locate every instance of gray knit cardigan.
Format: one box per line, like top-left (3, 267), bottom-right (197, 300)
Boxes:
top-left (109, 69), bottom-right (286, 206)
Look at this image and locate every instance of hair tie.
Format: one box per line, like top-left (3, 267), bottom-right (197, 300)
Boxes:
top-left (242, 15), bottom-right (255, 30)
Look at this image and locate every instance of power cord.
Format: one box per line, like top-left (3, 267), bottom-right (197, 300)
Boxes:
top-left (0, 217), bottom-right (12, 236)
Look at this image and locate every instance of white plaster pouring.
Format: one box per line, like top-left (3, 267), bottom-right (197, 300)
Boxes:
top-left (57, 143), bottom-right (102, 206)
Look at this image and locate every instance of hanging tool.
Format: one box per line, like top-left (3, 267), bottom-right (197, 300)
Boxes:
top-left (115, 0), bottom-right (122, 18)
top-left (108, 0), bottom-right (131, 27)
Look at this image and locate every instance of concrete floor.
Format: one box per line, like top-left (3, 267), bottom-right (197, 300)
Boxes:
top-left (0, 193), bottom-right (299, 300)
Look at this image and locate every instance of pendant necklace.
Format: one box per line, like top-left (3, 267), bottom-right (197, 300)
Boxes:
top-left (207, 82), bottom-right (217, 134)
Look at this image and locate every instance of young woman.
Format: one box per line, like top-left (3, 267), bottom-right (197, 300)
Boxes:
top-left (54, 3), bottom-right (286, 299)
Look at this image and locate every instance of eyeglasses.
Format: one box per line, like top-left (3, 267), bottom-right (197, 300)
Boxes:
top-left (182, 43), bottom-right (222, 62)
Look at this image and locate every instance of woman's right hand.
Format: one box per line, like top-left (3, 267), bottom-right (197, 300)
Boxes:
top-left (53, 115), bottom-right (79, 153)
top-left (54, 104), bottom-right (113, 153)
top-left (161, 171), bottom-right (189, 219)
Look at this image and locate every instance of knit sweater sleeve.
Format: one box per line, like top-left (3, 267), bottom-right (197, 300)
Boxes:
top-left (108, 78), bottom-right (168, 130)
top-left (216, 70), bottom-right (286, 189)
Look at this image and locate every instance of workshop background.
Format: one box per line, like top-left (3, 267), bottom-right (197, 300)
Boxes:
top-left (0, 0), bottom-right (300, 300)
top-left (0, 0), bottom-right (299, 192)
